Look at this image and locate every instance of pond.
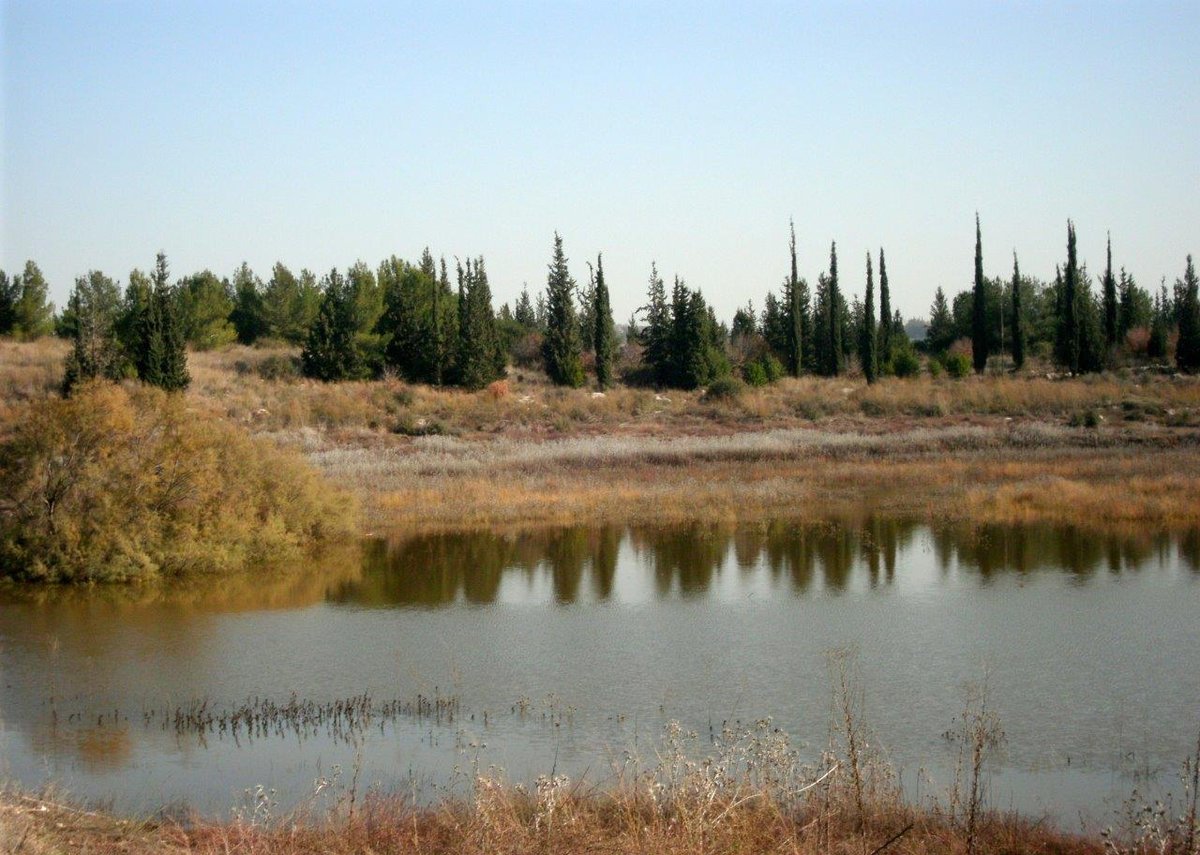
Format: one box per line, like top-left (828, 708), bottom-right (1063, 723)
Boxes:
top-left (1, 519), bottom-right (1198, 826)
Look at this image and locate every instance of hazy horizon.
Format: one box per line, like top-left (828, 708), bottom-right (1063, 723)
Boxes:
top-left (3, 1), bottom-right (1197, 323)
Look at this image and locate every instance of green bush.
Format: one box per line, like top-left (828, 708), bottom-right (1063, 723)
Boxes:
top-left (761, 354), bottom-right (784, 383)
top-left (704, 375), bottom-right (746, 401)
top-left (891, 348), bottom-right (921, 378)
top-left (742, 361), bottom-right (769, 387)
top-left (0, 383), bottom-right (358, 583)
top-left (943, 352), bottom-right (972, 378)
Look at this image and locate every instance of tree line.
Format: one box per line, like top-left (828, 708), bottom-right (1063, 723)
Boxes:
top-left (5, 218), bottom-right (1198, 399)
top-left (927, 217), bottom-right (1200, 375)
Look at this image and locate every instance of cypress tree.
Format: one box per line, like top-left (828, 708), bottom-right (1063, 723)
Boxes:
top-left (1177, 255), bottom-right (1200, 372)
top-left (157, 270), bottom-right (190, 390)
top-left (860, 252), bottom-right (877, 383)
top-left (541, 234), bottom-right (585, 387)
top-left (301, 269), bottom-right (361, 381)
top-left (785, 221), bottom-right (804, 376)
top-left (593, 254), bottom-right (617, 389)
top-left (878, 247), bottom-right (891, 365)
top-left (1103, 233), bottom-right (1118, 353)
top-left (455, 256), bottom-right (504, 389)
top-left (640, 263), bottom-right (672, 386)
top-left (827, 242), bottom-right (842, 376)
top-left (130, 253), bottom-right (190, 391)
top-left (433, 258), bottom-right (453, 385)
top-left (1011, 252), bottom-right (1025, 369)
top-left (1057, 221), bottom-right (1083, 374)
top-left (972, 214), bottom-right (988, 374)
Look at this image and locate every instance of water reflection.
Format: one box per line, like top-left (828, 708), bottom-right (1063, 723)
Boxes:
top-left (337, 519), bottom-right (1197, 607)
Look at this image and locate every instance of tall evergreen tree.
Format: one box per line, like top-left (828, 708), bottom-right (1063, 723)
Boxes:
top-left (0, 270), bottom-right (17, 336)
top-left (433, 257), bottom-right (454, 385)
top-left (301, 269), bottom-right (362, 381)
top-left (455, 257), bottom-right (504, 389)
top-left (826, 242), bottom-right (842, 376)
top-left (10, 261), bottom-right (54, 339)
top-left (541, 233), bottom-right (585, 387)
top-left (878, 247), bottom-right (891, 363)
top-left (1059, 223), bottom-right (1080, 372)
top-left (156, 258), bottom-right (191, 391)
top-left (860, 252), bottom-right (877, 383)
top-left (784, 220), bottom-right (804, 376)
top-left (1177, 255), bottom-right (1200, 372)
top-left (1149, 281), bottom-right (1170, 360)
top-left (1011, 252), bottom-right (1025, 369)
top-left (61, 271), bottom-right (125, 394)
top-left (134, 258), bottom-right (166, 385)
top-left (514, 285), bottom-right (537, 329)
top-left (230, 262), bottom-right (267, 345)
top-left (178, 270), bottom-right (236, 349)
top-left (972, 214), bottom-right (988, 373)
top-left (578, 264), bottom-right (596, 354)
top-left (1102, 233), bottom-right (1119, 352)
top-left (927, 287), bottom-right (954, 355)
top-left (640, 263), bottom-right (672, 386)
top-left (592, 254), bottom-right (617, 389)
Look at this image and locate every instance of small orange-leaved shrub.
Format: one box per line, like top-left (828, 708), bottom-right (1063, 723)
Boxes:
top-left (0, 382), bottom-right (358, 583)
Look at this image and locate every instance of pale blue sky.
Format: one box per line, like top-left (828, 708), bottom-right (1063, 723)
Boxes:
top-left (3, 1), bottom-right (1197, 322)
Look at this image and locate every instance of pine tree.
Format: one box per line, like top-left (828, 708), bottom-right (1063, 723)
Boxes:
top-left (640, 263), bottom-right (672, 386)
top-left (972, 214), bottom-right (988, 374)
top-left (1102, 233), bottom-right (1118, 353)
top-left (1176, 255), bottom-right (1200, 372)
top-left (11, 261), bottom-right (55, 339)
top-left (878, 248), bottom-right (891, 366)
top-left (860, 252), bottom-right (877, 383)
top-left (784, 220), bottom-right (804, 376)
top-left (1011, 252), bottom-right (1025, 369)
top-left (1149, 281), bottom-right (1170, 360)
top-left (61, 271), bottom-right (125, 395)
top-left (761, 291), bottom-right (788, 357)
top-left (927, 287), bottom-right (954, 355)
top-left (514, 285), bottom-right (537, 329)
top-left (301, 269), bottom-right (362, 381)
top-left (230, 262), bottom-right (267, 345)
top-left (541, 233), bottom-right (585, 387)
top-left (593, 254), bottom-right (616, 389)
top-left (0, 270), bottom-right (17, 336)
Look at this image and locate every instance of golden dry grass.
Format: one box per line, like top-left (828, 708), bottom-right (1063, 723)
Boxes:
top-left (4, 340), bottom-right (1200, 538)
top-left (0, 790), bottom-right (1113, 855)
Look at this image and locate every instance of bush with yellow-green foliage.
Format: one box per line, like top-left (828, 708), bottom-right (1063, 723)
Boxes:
top-left (0, 382), bottom-right (358, 583)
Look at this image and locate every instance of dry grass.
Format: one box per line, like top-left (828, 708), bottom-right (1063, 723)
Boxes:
top-left (4, 340), bottom-right (1200, 538)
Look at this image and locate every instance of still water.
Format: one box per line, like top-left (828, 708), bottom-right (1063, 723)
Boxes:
top-left (1, 520), bottom-right (1198, 825)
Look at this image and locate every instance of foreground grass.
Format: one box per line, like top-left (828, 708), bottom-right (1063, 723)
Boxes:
top-left (0, 788), bottom-right (1116, 855)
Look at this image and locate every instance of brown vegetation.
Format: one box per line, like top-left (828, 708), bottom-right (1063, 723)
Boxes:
top-left (0, 381), bottom-right (357, 582)
top-left (3, 339), bottom-right (1200, 542)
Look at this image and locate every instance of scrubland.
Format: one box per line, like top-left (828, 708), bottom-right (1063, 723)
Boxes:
top-left (3, 338), bottom-right (1200, 538)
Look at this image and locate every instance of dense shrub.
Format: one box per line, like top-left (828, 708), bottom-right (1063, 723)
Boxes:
top-left (704, 375), bottom-right (746, 400)
top-left (0, 383), bottom-right (357, 582)
top-left (891, 347), bottom-right (921, 378)
top-left (742, 361), bottom-right (768, 387)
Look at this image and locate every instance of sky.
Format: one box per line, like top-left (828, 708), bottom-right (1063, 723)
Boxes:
top-left (2, 1), bottom-right (1198, 323)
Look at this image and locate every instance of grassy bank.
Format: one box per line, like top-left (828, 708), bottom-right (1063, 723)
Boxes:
top-left (3, 339), bottom-right (1200, 539)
